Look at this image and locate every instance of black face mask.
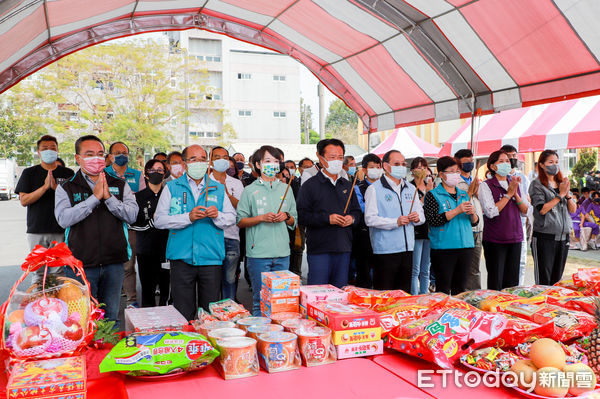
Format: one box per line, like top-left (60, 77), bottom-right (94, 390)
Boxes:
top-left (510, 158), bottom-right (519, 169)
top-left (147, 172), bottom-right (164, 185)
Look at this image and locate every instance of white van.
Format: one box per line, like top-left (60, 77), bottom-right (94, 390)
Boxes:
top-left (0, 158), bottom-right (17, 200)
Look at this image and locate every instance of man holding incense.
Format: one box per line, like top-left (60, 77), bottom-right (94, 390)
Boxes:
top-left (297, 139), bottom-right (361, 288)
top-left (364, 150), bottom-right (424, 292)
top-left (237, 145), bottom-right (297, 316)
top-left (154, 144), bottom-right (236, 320)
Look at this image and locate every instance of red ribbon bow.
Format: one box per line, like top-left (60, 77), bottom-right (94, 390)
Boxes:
top-left (21, 242), bottom-right (83, 272)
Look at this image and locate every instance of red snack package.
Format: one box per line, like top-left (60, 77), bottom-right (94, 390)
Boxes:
top-left (499, 302), bottom-right (596, 342)
top-left (455, 290), bottom-right (526, 312)
top-left (546, 296), bottom-right (598, 315)
top-left (573, 268), bottom-right (600, 295)
top-left (488, 315), bottom-right (554, 348)
top-left (387, 308), bottom-right (507, 369)
top-left (343, 286), bottom-right (409, 309)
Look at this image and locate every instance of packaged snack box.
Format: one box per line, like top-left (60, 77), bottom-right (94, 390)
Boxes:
top-left (7, 356), bottom-right (86, 399)
top-left (215, 337), bottom-right (259, 380)
top-left (261, 271), bottom-right (300, 298)
top-left (124, 305), bottom-right (188, 333)
top-left (307, 301), bottom-right (381, 331)
top-left (300, 285), bottom-right (348, 307)
top-left (328, 327), bottom-right (381, 345)
top-left (260, 296), bottom-right (299, 317)
top-left (299, 304), bottom-right (307, 319)
top-left (336, 340), bottom-right (384, 359)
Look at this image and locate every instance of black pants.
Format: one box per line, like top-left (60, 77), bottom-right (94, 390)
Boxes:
top-left (170, 260), bottom-right (221, 321)
top-left (289, 225), bottom-right (305, 277)
top-left (482, 241), bottom-right (521, 290)
top-left (137, 254), bottom-right (170, 308)
top-left (431, 248), bottom-right (473, 295)
top-left (531, 233), bottom-right (569, 285)
top-left (373, 252), bottom-right (412, 292)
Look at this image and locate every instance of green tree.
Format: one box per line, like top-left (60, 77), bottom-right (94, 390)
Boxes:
top-left (300, 98), bottom-right (313, 143)
top-left (571, 149), bottom-right (597, 188)
top-left (0, 108), bottom-right (45, 165)
top-left (301, 129), bottom-right (329, 144)
top-left (325, 99), bottom-right (358, 145)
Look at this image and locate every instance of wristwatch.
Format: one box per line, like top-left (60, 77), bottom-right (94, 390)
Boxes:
top-left (285, 212), bottom-right (291, 221)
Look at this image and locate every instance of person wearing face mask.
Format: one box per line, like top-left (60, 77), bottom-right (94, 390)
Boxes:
top-left (15, 134), bottom-right (74, 284)
top-left (454, 149), bottom-right (484, 291)
top-left (529, 150), bottom-right (577, 285)
top-left (237, 146), bottom-right (297, 316)
top-left (131, 159), bottom-right (170, 307)
top-left (233, 152), bottom-right (256, 187)
top-left (300, 151), bottom-right (349, 186)
top-left (105, 141), bottom-right (145, 307)
top-left (501, 144), bottom-right (532, 285)
top-left (154, 144), bottom-right (236, 320)
top-left (479, 150), bottom-right (530, 290)
top-left (297, 139), bottom-right (362, 288)
top-left (424, 156), bottom-right (479, 295)
top-left (351, 153), bottom-right (383, 288)
top-left (343, 156), bottom-right (357, 179)
top-left (209, 146), bottom-right (244, 300)
top-left (165, 151), bottom-right (184, 182)
top-left (54, 135), bottom-right (138, 325)
top-left (409, 157), bottom-right (433, 295)
top-left (364, 150), bottom-right (424, 292)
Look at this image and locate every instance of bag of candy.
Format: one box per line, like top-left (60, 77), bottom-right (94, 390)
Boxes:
top-left (99, 331), bottom-right (220, 376)
top-left (573, 268), bottom-right (600, 295)
top-left (502, 285), bottom-right (582, 300)
top-left (488, 315), bottom-right (554, 348)
top-left (460, 347), bottom-right (521, 372)
top-left (455, 290), bottom-right (526, 312)
top-left (387, 308), bottom-right (507, 369)
top-left (499, 302), bottom-right (596, 342)
top-left (343, 286), bottom-right (410, 309)
top-left (209, 299), bottom-right (251, 322)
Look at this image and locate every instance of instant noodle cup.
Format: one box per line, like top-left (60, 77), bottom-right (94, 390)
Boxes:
top-left (207, 327), bottom-right (245, 347)
top-left (270, 312), bottom-right (302, 325)
top-left (215, 337), bottom-right (259, 379)
top-left (281, 318), bottom-right (316, 333)
top-left (236, 317), bottom-right (271, 332)
top-left (247, 324), bottom-right (284, 340)
top-left (196, 320), bottom-right (235, 337)
top-left (296, 326), bottom-right (336, 367)
top-left (256, 331), bottom-right (301, 372)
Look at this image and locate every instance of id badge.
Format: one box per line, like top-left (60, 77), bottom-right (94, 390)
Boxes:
top-left (161, 262), bottom-right (170, 270)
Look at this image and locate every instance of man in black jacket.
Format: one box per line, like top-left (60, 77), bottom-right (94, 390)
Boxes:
top-left (55, 135), bottom-right (138, 324)
top-left (297, 139), bottom-right (361, 288)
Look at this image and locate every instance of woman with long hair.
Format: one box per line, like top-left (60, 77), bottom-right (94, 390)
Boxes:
top-left (529, 150), bottom-right (577, 285)
top-left (479, 150), bottom-right (529, 290)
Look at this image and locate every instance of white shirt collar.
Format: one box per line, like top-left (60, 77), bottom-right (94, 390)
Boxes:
top-left (321, 169), bottom-right (340, 185)
top-left (384, 175), bottom-right (404, 189)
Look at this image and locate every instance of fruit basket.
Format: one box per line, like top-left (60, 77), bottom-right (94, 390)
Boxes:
top-left (0, 242), bottom-right (98, 361)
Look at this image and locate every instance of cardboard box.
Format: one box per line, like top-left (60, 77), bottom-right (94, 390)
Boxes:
top-left (261, 271), bottom-right (300, 298)
top-left (300, 285), bottom-right (348, 307)
top-left (260, 296), bottom-right (300, 317)
top-left (327, 326), bottom-right (381, 345)
top-left (7, 356), bottom-right (86, 399)
top-left (299, 304), bottom-right (307, 319)
top-left (336, 340), bottom-right (384, 359)
top-left (307, 301), bottom-right (381, 331)
top-left (124, 305), bottom-right (188, 333)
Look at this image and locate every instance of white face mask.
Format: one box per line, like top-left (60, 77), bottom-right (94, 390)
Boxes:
top-left (367, 168), bottom-right (383, 180)
top-left (325, 160), bottom-right (343, 175)
top-left (170, 164), bottom-right (184, 178)
top-left (443, 172), bottom-right (461, 187)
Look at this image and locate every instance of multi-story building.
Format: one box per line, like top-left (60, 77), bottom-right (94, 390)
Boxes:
top-left (167, 30), bottom-right (301, 147)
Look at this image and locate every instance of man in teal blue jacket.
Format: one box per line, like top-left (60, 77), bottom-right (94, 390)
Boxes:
top-left (154, 144), bottom-right (236, 320)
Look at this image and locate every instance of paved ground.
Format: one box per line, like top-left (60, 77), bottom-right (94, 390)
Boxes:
top-left (0, 198), bottom-right (598, 328)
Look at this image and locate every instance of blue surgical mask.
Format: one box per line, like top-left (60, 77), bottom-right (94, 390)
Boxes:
top-left (461, 162), bottom-right (474, 173)
top-left (114, 154), bottom-right (128, 166)
top-left (390, 165), bottom-right (407, 180)
top-left (187, 161), bottom-right (209, 180)
top-left (212, 158), bottom-right (229, 173)
top-left (496, 162), bottom-right (512, 177)
top-left (40, 150), bottom-right (58, 164)
top-left (348, 166), bottom-right (356, 176)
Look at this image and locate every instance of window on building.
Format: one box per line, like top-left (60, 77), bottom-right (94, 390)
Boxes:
top-left (237, 73), bottom-right (252, 80)
top-left (213, 56), bottom-right (221, 62)
top-left (206, 131), bottom-right (214, 138)
top-left (189, 131), bottom-right (197, 136)
top-left (196, 55), bottom-right (204, 61)
top-left (206, 56), bottom-right (213, 62)
top-left (273, 111), bottom-right (286, 118)
top-left (238, 110), bottom-right (252, 117)
top-left (213, 94), bottom-right (221, 100)
top-left (273, 75), bottom-right (286, 81)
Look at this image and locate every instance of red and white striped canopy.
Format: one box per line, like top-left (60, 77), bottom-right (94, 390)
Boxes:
top-left (1, 0), bottom-right (600, 132)
top-left (439, 96), bottom-right (600, 157)
top-left (372, 128), bottom-right (440, 159)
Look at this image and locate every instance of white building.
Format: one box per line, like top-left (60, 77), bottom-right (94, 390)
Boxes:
top-left (168, 30), bottom-right (301, 147)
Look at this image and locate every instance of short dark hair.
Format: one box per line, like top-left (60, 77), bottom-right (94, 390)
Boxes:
top-left (56, 158), bottom-right (65, 167)
top-left (232, 152), bottom-right (245, 160)
top-left (285, 160), bottom-right (296, 167)
top-left (382, 150), bottom-right (401, 164)
top-left (144, 159), bottom-right (165, 175)
top-left (454, 149), bottom-right (473, 159)
top-left (437, 156), bottom-right (458, 173)
top-left (276, 147), bottom-right (285, 160)
top-left (361, 153), bottom-right (382, 169)
top-left (486, 150), bottom-right (508, 176)
top-left (299, 158), bottom-right (313, 168)
top-left (410, 157), bottom-right (428, 170)
top-left (343, 155), bottom-right (355, 165)
top-left (582, 187), bottom-right (591, 193)
top-left (75, 135), bottom-right (104, 154)
top-left (167, 151), bottom-right (183, 163)
top-left (500, 144), bottom-right (518, 154)
top-left (316, 138), bottom-right (345, 156)
top-left (109, 141), bottom-right (129, 154)
top-left (210, 146), bottom-right (228, 159)
top-left (254, 145), bottom-right (281, 164)
top-left (154, 152), bottom-right (167, 159)
top-left (37, 135), bottom-right (58, 148)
